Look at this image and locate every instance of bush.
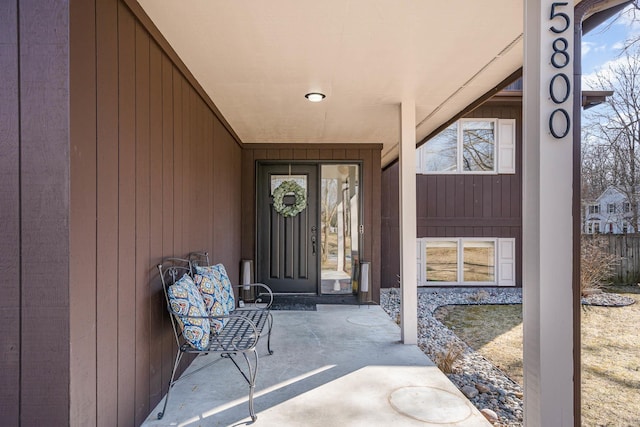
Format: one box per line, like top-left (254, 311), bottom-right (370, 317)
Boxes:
top-left (581, 236), bottom-right (619, 295)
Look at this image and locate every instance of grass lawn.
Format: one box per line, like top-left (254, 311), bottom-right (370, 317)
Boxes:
top-left (434, 285), bottom-right (640, 426)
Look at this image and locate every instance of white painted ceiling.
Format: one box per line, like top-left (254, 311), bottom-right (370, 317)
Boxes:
top-left (138, 0), bottom-right (525, 166)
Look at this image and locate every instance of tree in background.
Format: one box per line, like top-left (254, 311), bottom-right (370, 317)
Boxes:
top-left (583, 45), bottom-right (640, 232)
top-left (607, 1), bottom-right (640, 52)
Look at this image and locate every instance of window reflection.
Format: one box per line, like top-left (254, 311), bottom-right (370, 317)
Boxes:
top-left (422, 123), bottom-right (457, 172)
top-left (426, 241), bottom-right (458, 282)
top-left (320, 164), bottom-right (360, 294)
top-left (463, 240), bottom-right (495, 282)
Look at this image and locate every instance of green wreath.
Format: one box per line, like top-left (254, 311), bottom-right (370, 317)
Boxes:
top-left (273, 180), bottom-right (307, 217)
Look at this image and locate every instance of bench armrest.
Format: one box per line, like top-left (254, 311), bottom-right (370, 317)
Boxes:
top-left (234, 283), bottom-right (274, 309)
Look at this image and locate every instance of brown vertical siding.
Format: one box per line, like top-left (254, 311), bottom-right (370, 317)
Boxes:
top-left (160, 54), bottom-right (176, 397)
top-left (20, 0), bottom-right (71, 425)
top-left (214, 118), bottom-right (243, 283)
top-left (10, 0), bottom-right (73, 425)
top-left (241, 144), bottom-right (382, 301)
top-left (93, 4), bottom-right (241, 423)
top-left (95, 0), bottom-right (120, 421)
top-left (70, 0), bottom-right (98, 424)
top-left (381, 161), bottom-right (400, 288)
top-left (241, 150), bottom-right (256, 263)
top-left (0, 1), bottom-right (20, 424)
top-left (134, 22), bottom-right (151, 425)
top-left (0, 0), bottom-right (248, 424)
top-left (116, 6), bottom-right (137, 425)
top-left (381, 103), bottom-right (523, 287)
top-left (148, 39), bottom-right (164, 408)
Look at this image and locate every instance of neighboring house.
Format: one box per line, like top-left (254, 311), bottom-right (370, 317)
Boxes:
top-left (382, 86), bottom-right (522, 287)
top-left (584, 186), bottom-right (638, 234)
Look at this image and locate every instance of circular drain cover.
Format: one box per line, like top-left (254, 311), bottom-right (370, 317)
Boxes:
top-left (389, 386), bottom-right (473, 423)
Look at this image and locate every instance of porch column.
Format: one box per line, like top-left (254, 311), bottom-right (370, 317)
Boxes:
top-left (523, 0), bottom-right (574, 425)
top-left (399, 100), bottom-right (417, 345)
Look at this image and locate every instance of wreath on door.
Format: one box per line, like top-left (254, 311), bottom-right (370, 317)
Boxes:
top-left (273, 180), bottom-right (307, 217)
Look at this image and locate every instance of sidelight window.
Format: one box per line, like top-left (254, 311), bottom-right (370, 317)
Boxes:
top-left (320, 164), bottom-right (360, 295)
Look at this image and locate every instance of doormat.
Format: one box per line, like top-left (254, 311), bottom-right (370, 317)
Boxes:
top-left (269, 295), bottom-right (360, 311)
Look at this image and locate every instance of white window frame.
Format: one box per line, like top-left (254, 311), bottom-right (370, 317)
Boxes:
top-left (417, 237), bottom-right (516, 286)
top-left (588, 204), bottom-right (599, 214)
top-left (607, 203), bottom-right (616, 214)
top-left (585, 220), bottom-right (600, 234)
top-left (416, 118), bottom-right (516, 175)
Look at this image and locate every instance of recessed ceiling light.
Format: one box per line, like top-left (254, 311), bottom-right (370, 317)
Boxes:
top-left (305, 92), bottom-right (326, 102)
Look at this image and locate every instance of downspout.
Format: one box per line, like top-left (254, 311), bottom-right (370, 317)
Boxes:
top-left (573, 1), bottom-right (632, 425)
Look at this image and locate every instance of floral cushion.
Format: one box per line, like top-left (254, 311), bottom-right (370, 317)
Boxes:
top-left (193, 271), bottom-right (228, 332)
top-left (194, 264), bottom-right (236, 314)
top-left (167, 274), bottom-right (210, 350)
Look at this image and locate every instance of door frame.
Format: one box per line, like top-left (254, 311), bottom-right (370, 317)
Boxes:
top-left (255, 160), bottom-right (364, 295)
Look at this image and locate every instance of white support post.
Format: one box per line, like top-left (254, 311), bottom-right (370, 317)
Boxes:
top-left (399, 100), bottom-right (417, 345)
top-left (523, 0), bottom-right (574, 425)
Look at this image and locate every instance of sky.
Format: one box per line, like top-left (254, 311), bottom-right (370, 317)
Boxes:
top-left (581, 4), bottom-right (640, 89)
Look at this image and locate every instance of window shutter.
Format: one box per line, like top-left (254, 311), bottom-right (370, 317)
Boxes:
top-left (497, 119), bottom-right (516, 174)
top-left (497, 238), bottom-right (516, 286)
top-left (416, 239), bottom-right (426, 285)
top-left (416, 145), bottom-right (424, 174)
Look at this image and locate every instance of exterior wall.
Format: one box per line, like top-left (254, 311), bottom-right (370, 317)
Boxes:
top-left (0, 1), bottom-right (71, 425)
top-left (0, 1), bottom-right (21, 423)
top-left (0, 0), bottom-right (243, 425)
top-left (381, 101), bottom-right (523, 287)
top-left (241, 144), bottom-right (382, 302)
top-left (69, 2), bottom-right (244, 425)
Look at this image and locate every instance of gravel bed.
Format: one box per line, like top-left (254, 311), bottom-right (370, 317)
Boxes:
top-left (380, 287), bottom-right (524, 426)
top-left (581, 292), bottom-right (636, 306)
top-left (380, 287), bottom-right (636, 426)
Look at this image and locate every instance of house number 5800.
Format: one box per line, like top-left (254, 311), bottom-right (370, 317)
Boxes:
top-left (549, 2), bottom-right (571, 139)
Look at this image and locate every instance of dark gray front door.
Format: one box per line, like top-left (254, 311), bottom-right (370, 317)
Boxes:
top-left (257, 164), bottom-right (318, 293)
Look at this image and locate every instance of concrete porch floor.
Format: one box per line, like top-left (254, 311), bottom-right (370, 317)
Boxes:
top-left (143, 305), bottom-right (491, 427)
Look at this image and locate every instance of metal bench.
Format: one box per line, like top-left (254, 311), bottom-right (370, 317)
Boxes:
top-left (157, 257), bottom-right (274, 422)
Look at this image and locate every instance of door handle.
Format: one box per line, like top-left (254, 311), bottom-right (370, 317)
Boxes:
top-left (311, 226), bottom-right (317, 255)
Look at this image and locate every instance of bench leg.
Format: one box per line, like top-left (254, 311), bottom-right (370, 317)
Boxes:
top-left (158, 348), bottom-right (183, 420)
top-left (266, 313), bottom-right (274, 355)
top-left (243, 348), bottom-right (259, 422)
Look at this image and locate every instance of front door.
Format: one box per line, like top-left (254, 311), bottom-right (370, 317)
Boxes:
top-left (257, 164), bottom-right (318, 293)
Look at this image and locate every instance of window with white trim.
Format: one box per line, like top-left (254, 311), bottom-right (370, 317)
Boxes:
top-left (416, 237), bottom-right (516, 286)
top-left (588, 204), bottom-right (600, 214)
top-left (585, 221), bottom-right (600, 234)
top-left (607, 203), bottom-right (616, 214)
top-left (416, 118), bottom-right (516, 174)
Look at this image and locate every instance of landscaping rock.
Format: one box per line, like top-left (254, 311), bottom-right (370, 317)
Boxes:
top-left (475, 383), bottom-right (491, 394)
top-left (381, 287), bottom-right (524, 426)
top-left (481, 408), bottom-right (499, 423)
top-left (581, 292), bottom-right (635, 307)
top-left (462, 385), bottom-right (479, 399)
